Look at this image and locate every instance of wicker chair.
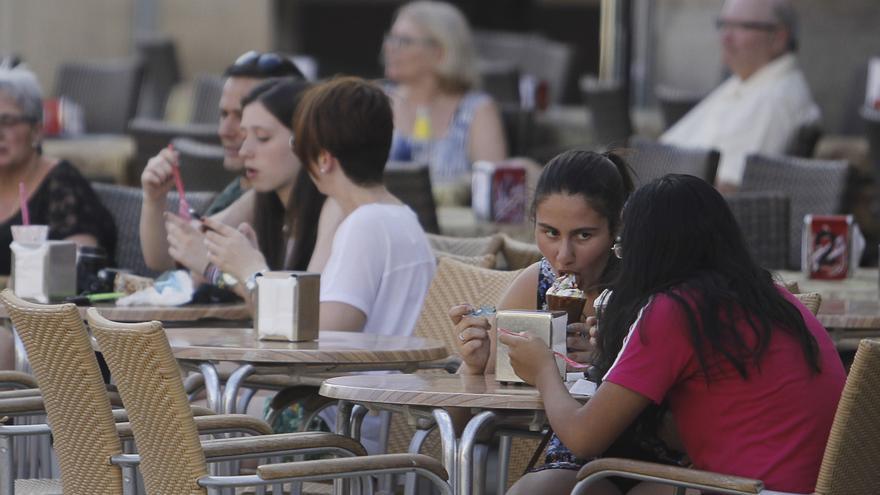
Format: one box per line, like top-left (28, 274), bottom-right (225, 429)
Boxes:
top-left (385, 258), bottom-right (539, 492)
top-left (134, 35), bottom-right (181, 119)
top-left (55, 58), bottom-right (143, 134)
top-left (87, 309), bottom-right (451, 494)
top-left (655, 84), bottom-right (703, 130)
top-left (385, 165), bottom-right (440, 234)
top-left (627, 136), bottom-right (720, 189)
top-left (794, 292), bottom-right (822, 316)
top-left (740, 154), bottom-right (850, 270)
top-left (498, 235), bottom-right (542, 270)
top-left (725, 191), bottom-right (790, 270)
top-left (426, 233), bottom-right (504, 259)
top-left (862, 106), bottom-right (880, 183)
top-left (91, 183), bottom-right (215, 276)
top-left (580, 76), bottom-right (632, 150)
top-left (0, 290), bottom-right (124, 495)
top-left (436, 252), bottom-right (497, 269)
top-left (0, 291), bottom-right (373, 494)
top-left (190, 75), bottom-right (225, 125)
top-left (571, 337), bottom-right (880, 495)
top-left (786, 122), bottom-right (823, 159)
top-left (127, 119), bottom-right (219, 185)
top-left (171, 137), bottom-right (237, 193)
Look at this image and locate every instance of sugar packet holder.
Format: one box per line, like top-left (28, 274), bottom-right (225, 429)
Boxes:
top-left (255, 271), bottom-right (320, 342)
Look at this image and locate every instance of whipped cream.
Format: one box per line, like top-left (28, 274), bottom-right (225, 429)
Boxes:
top-left (547, 273), bottom-right (585, 298)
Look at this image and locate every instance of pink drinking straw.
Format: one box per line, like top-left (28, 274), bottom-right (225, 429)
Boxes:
top-left (18, 182), bottom-right (30, 226)
top-left (167, 144), bottom-right (192, 220)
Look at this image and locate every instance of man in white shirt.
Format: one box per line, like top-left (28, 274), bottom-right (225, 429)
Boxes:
top-left (661, 0), bottom-right (820, 192)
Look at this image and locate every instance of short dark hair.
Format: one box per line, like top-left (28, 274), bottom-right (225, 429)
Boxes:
top-left (293, 77), bottom-right (393, 186)
top-left (223, 51), bottom-right (304, 79)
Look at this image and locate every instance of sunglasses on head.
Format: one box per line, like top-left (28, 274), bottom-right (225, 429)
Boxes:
top-left (233, 51), bottom-right (286, 73)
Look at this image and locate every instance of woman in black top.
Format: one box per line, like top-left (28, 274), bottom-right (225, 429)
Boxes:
top-left (0, 67), bottom-right (115, 275)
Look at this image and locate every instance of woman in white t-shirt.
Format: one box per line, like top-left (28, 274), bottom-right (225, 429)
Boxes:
top-left (292, 76), bottom-right (435, 337)
top-left (291, 76), bottom-right (436, 454)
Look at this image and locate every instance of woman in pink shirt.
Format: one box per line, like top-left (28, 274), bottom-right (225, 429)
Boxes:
top-left (500, 174), bottom-right (845, 494)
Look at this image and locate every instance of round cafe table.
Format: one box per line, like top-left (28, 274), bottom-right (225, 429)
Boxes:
top-left (165, 327), bottom-right (448, 414)
top-left (320, 373), bottom-right (592, 495)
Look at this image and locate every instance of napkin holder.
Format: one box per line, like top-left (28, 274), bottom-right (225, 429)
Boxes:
top-left (255, 271), bottom-right (320, 342)
top-left (495, 310), bottom-right (567, 384)
top-left (10, 240), bottom-right (77, 303)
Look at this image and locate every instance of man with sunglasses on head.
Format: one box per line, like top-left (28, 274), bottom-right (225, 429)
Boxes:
top-left (139, 51), bottom-right (303, 271)
top-left (661, 0), bottom-right (820, 193)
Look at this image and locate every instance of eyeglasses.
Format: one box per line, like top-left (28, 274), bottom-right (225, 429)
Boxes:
top-left (715, 18), bottom-right (779, 32)
top-left (233, 51), bottom-right (286, 73)
top-left (611, 237), bottom-right (623, 260)
top-left (383, 33), bottom-right (436, 50)
top-left (0, 113), bottom-right (35, 129)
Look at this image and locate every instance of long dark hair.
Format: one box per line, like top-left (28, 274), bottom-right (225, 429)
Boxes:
top-left (532, 149), bottom-right (634, 290)
top-left (597, 174), bottom-right (820, 380)
top-left (242, 78), bottom-right (326, 270)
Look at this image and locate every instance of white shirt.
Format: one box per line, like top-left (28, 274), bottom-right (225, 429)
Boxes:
top-left (317, 203), bottom-right (435, 455)
top-left (661, 54), bottom-right (821, 186)
top-left (320, 203), bottom-right (435, 337)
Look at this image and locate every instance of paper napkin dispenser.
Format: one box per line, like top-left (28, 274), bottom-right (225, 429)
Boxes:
top-left (495, 310), bottom-right (567, 383)
top-left (10, 240), bottom-right (77, 303)
top-left (255, 271), bottom-right (320, 342)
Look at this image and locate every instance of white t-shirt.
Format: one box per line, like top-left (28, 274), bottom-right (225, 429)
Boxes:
top-left (661, 54), bottom-right (821, 186)
top-left (318, 203), bottom-right (435, 454)
top-left (319, 203), bottom-right (435, 337)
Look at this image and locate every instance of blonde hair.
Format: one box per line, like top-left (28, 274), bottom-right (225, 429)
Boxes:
top-left (393, 1), bottom-right (480, 93)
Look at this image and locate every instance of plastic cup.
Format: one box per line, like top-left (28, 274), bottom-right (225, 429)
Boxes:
top-left (10, 225), bottom-right (48, 244)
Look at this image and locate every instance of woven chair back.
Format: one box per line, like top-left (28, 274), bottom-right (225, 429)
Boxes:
top-left (87, 309), bottom-right (208, 495)
top-left (863, 107), bottom-right (880, 183)
top-left (814, 339), bottom-right (880, 494)
top-left (499, 235), bottom-right (542, 271)
top-left (725, 191), bottom-right (790, 270)
top-left (427, 233), bottom-right (504, 259)
top-left (785, 122), bottom-right (823, 158)
top-left (581, 77), bottom-right (632, 150)
top-left (0, 290), bottom-right (123, 494)
top-left (384, 165), bottom-right (440, 234)
top-left (627, 136), bottom-right (720, 189)
top-left (55, 58), bottom-right (143, 134)
top-left (91, 182), bottom-right (215, 277)
top-left (655, 84), bottom-right (704, 130)
top-left (793, 292), bottom-right (822, 316)
top-left (190, 75), bottom-right (224, 125)
top-left (171, 137), bottom-right (238, 193)
top-left (386, 258), bottom-right (535, 489)
top-left (741, 154), bottom-right (850, 270)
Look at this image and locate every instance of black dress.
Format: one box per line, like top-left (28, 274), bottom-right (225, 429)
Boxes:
top-left (1, 160), bottom-right (117, 275)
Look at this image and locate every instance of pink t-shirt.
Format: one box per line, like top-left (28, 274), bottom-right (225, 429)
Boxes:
top-left (604, 289), bottom-right (845, 493)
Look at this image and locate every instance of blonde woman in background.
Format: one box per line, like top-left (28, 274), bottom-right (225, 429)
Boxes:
top-left (383, 0), bottom-right (507, 205)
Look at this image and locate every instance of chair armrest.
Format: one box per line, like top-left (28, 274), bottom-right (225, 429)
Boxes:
top-left (0, 388), bottom-right (42, 399)
top-left (0, 371), bottom-right (38, 389)
top-left (115, 413), bottom-right (273, 440)
top-left (254, 453), bottom-right (448, 482)
top-left (575, 458), bottom-right (763, 495)
top-left (111, 404), bottom-right (214, 423)
top-left (201, 431), bottom-right (367, 460)
top-left (0, 396), bottom-right (46, 416)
